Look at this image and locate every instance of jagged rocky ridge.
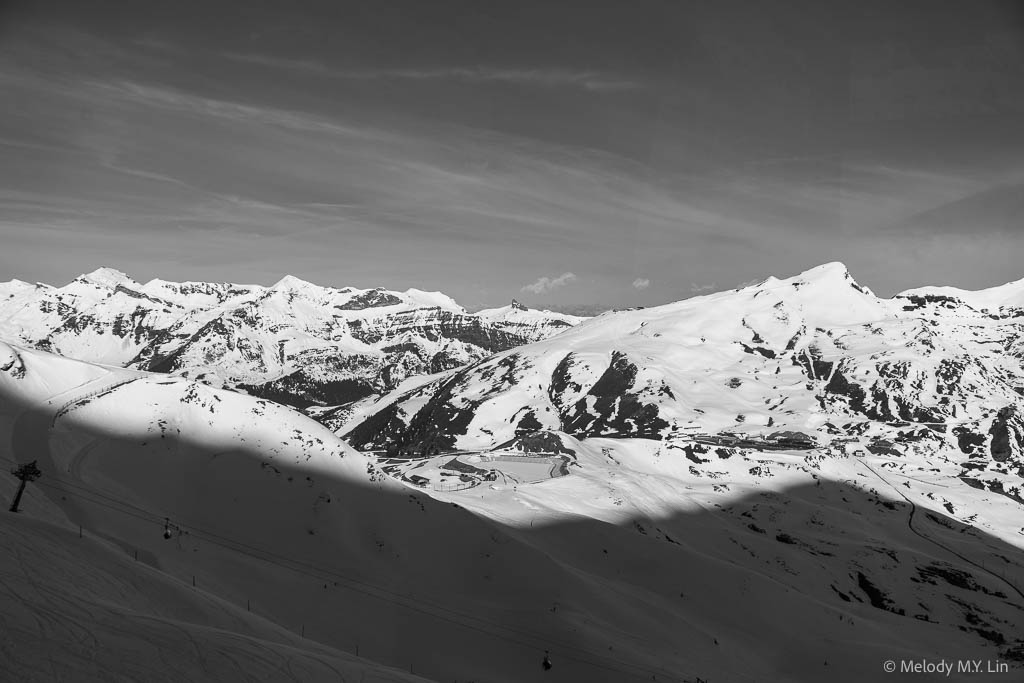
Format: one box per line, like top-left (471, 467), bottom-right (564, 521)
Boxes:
top-left (343, 263), bottom-right (1024, 503)
top-left (0, 269), bottom-right (582, 409)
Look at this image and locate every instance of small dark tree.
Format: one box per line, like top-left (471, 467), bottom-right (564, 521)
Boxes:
top-left (9, 461), bottom-right (42, 513)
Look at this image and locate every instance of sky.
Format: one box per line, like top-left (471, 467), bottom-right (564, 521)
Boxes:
top-left (1, 0), bottom-right (1023, 311)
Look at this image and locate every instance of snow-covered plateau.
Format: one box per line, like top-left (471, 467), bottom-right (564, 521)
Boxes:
top-left (2, 262), bottom-right (1024, 682)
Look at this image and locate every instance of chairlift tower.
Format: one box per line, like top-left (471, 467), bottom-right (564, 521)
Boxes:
top-left (8, 461), bottom-right (42, 513)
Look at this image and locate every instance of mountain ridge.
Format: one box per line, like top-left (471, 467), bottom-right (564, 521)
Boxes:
top-left (0, 267), bottom-right (584, 410)
top-left (341, 261), bottom-right (1024, 510)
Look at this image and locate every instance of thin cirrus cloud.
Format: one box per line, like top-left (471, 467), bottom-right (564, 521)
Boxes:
top-left (87, 79), bottom-right (389, 140)
top-left (5, 22), bottom-right (1024, 301)
top-left (631, 278), bottom-right (650, 290)
top-left (7, 62), bottom-right (1016, 302)
top-left (223, 53), bottom-right (643, 91)
top-left (0, 68), bottom-right (762, 258)
top-left (521, 272), bottom-right (577, 295)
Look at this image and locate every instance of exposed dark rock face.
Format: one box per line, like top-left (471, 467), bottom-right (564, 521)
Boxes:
top-left (347, 347), bottom-right (673, 448)
top-left (111, 284), bottom-right (176, 307)
top-left (347, 356), bottom-right (523, 453)
top-left (344, 401), bottom-right (408, 451)
top-left (793, 344), bottom-right (833, 381)
top-left (548, 353), bottom-right (583, 412)
top-left (897, 293), bottom-right (964, 310)
top-left (857, 572), bottom-right (905, 615)
top-left (740, 342), bottom-right (776, 359)
top-left (824, 365), bottom-right (869, 414)
top-left (989, 406), bottom-right (1024, 463)
top-left (685, 446), bottom-right (710, 464)
top-left (820, 359), bottom-right (945, 425)
top-left (959, 476), bottom-right (1024, 504)
top-left (936, 359), bottom-right (967, 396)
top-left (141, 317), bottom-right (247, 375)
top-left (349, 310), bottom-right (562, 353)
top-left (393, 369), bottom-right (495, 453)
top-left (559, 351), bottom-right (669, 438)
top-left (514, 410), bottom-right (543, 435)
top-left (954, 426), bottom-right (987, 456)
top-left (238, 373), bottom-right (374, 410)
top-left (334, 289), bottom-right (403, 310)
top-left (492, 430), bottom-right (576, 457)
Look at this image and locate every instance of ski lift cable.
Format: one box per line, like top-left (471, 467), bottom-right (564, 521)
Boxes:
top-left (35, 479), bottom-right (683, 682)
top-left (6, 456), bottom-right (688, 679)
top-left (5, 462), bottom-right (688, 682)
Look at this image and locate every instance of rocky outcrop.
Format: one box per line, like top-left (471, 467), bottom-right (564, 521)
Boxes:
top-left (559, 351), bottom-right (669, 438)
top-left (989, 406), bottom-right (1024, 464)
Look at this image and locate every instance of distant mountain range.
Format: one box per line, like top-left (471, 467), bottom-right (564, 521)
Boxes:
top-left (0, 268), bottom-right (581, 410)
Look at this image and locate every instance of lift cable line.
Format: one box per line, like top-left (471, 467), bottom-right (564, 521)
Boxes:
top-left (33, 476), bottom-right (687, 681)
top-left (0, 454), bottom-right (690, 682)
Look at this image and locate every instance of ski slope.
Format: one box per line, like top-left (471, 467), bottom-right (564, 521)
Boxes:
top-left (0, 503), bottom-right (430, 683)
top-left (3, 339), bottom-right (1024, 681)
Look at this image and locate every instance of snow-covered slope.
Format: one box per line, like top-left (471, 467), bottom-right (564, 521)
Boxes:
top-left (899, 277), bottom-right (1024, 315)
top-left (4, 340), bottom-right (1024, 682)
top-left (333, 262), bottom-right (1024, 677)
top-left (345, 262), bottom-right (1024, 502)
top-left (0, 342), bottom-right (717, 682)
top-left (0, 269), bottom-right (583, 409)
top-left (0, 509), bottom-right (429, 683)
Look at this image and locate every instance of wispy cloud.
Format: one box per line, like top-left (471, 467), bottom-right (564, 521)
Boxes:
top-left (690, 282), bottom-right (716, 293)
top-left (8, 29), bottom-right (1021, 303)
top-left (632, 278), bottom-right (650, 290)
top-left (0, 64), bottom-right (787, 304)
top-left (87, 80), bottom-right (386, 139)
top-left (224, 53), bottom-right (642, 91)
top-left (522, 272), bottom-right (577, 295)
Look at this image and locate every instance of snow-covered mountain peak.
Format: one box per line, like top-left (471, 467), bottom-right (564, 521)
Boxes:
top-left (476, 302), bottom-right (584, 329)
top-left (789, 260), bottom-right (852, 283)
top-left (0, 279), bottom-right (47, 300)
top-left (752, 261), bottom-right (872, 298)
top-left (584, 262), bottom-right (886, 349)
top-left (77, 267), bottom-right (137, 289)
top-left (399, 288), bottom-right (465, 312)
top-left (730, 261), bottom-right (886, 328)
top-left (269, 274), bottom-right (319, 292)
top-left (899, 275), bottom-right (1024, 313)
